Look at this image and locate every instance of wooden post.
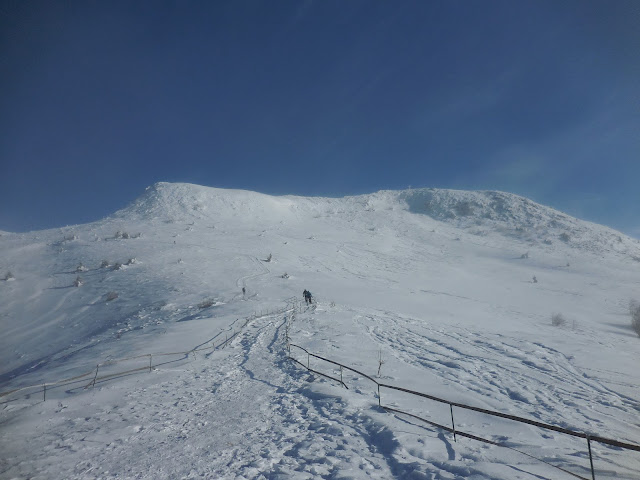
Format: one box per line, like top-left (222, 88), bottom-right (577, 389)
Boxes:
top-left (378, 384), bottom-right (381, 407)
top-left (43, 384), bottom-right (46, 402)
top-left (149, 355), bottom-right (152, 372)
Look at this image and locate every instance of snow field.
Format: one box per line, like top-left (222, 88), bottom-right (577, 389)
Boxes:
top-left (2, 183), bottom-right (640, 479)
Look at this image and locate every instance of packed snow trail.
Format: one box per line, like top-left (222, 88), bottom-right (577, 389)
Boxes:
top-left (1, 310), bottom-right (425, 479)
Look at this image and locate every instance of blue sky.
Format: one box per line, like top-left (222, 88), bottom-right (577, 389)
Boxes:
top-left (1, 1), bottom-right (638, 236)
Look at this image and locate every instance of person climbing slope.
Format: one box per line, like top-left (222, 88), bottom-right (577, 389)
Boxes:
top-left (303, 289), bottom-right (312, 305)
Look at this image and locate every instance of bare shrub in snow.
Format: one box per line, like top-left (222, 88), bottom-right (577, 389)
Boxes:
top-left (552, 313), bottom-right (567, 327)
top-left (559, 232), bottom-right (570, 242)
top-left (4, 271), bottom-right (15, 281)
top-left (106, 291), bottom-right (118, 301)
top-left (112, 262), bottom-right (123, 271)
top-left (125, 258), bottom-right (137, 265)
top-left (520, 252), bottom-right (529, 259)
top-left (100, 260), bottom-right (110, 268)
top-left (266, 253), bottom-right (272, 262)
top-left (73, 276), bottom-right (83, 287)
top-left (377, 349), bottom-right (385, 377)
top-left (630, 300), bottom-right (640, 337)
top-left (198, 298), bottom-right (217, 309)
top-left (76, 263), bottom-right (88, 273)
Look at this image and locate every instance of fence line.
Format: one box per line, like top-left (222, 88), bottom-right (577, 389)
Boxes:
top-left (1, 299), bottom-right (298, 403)
top-left (287, 342), bottom-right (640, 480)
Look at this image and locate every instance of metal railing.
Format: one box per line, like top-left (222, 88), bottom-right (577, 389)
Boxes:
top-left (1, 301), bottom-right (297, 404)
top-left (287, 342), bottom-right (640, 480)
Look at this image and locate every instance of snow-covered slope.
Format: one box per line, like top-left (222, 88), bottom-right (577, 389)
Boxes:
top-left (1, 182), bottom-right (639, 479)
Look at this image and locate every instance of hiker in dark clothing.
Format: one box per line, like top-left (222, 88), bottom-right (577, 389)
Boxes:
top-left (303, 289), bottom-right (312, 305)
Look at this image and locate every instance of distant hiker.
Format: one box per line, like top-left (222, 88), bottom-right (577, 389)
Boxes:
top-left (242, 287), bottom-right (246, 296)
top-left (304, 290), bottom-right (312, 305)
top-left (303, 290), bottom-right (308, 304)
top-left (532, 276), bottom-right (537, 283)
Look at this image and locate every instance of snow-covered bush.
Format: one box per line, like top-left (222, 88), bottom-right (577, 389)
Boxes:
top-left (73, 276), bottom-right (83, 287)
top-left (76, 263), bottom-right (88, 273)
top-left (125, 258), bottom-right (137, 265)
top-left (559, 232), bottom-right (570, 242)
top-left (4, 271), bottom-right (15, 281)
top-left (112, 262), bottom-right (123, 271)
top-left (552, 313), bottom-right (566, 327)
top-left (100, 260), bottom-right (110, 268)
top-left (630, 301), bottom-right (640, 337)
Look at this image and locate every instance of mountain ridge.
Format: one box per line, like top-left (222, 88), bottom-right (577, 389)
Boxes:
top-left (114, 182), bottom-right (639, 257)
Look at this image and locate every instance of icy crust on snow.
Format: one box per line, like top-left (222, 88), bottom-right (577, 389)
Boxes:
top-left (399, 188), bottom-right (640, 257)
top-left (119, 183), bottom-right (638, 258)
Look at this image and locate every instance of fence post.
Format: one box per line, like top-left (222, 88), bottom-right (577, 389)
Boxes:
top-left (378, 384), bottom-right (381, 407)
top-left (587, 436), bottom-right (596, 480)
top-left (307, 352), bottom-right (310, 369)
top-left (43, 384), bottom-right (46, 402)
top-left (450, 403), bottom-right (457, 442)
top-left (92, 364), bottom-right (99, 387)
top-left (340, 366), bottom-right (343, 385)
top-left (149, 354), bottom-right (152, 372)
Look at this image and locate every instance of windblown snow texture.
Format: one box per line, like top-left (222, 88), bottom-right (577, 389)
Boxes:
top-left (1, 183), bottom-right (639, 479)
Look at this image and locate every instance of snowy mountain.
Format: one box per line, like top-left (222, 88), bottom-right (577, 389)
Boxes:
top-left (1, 182), bottom-right (639, 479)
